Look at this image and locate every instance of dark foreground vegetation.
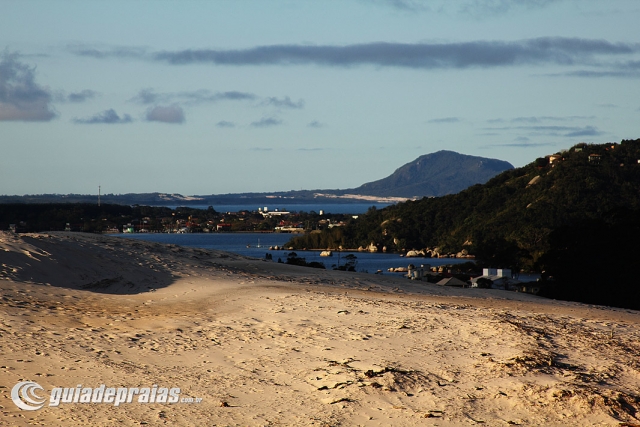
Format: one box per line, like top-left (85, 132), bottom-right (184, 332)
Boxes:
top-left (538, 209), bottom-right (640, 309)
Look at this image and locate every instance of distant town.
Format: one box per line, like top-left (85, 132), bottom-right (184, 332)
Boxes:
top-left (0, 203), bottom-right (355, 236)
top-left (116, 206), bottom-right (355, 235)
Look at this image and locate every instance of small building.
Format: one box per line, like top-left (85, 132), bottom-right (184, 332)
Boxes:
top-left (473, 268), bottom-right (516, 289)
top-left (482, 268), bottom-right (511, 278)
top-left (497, 268), bottom-right (512, 278)
top-left (275, 226), bottom-right (304, 232)
top-left (483, 268), bottom-right (497, 276)
top-left (471, 275), bottom-right (515, 290)
top-left (261, 210), bottom-right (291, 218)
top-left (547, 154), bottom-right (562, 165)
top-left (588, 154), bottom-right (602, 164)
top-left (217, 223), bottom-right (232, 231)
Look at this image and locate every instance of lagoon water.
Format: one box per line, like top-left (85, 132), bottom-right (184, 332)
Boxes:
top-left (115, 232), bottom-right (469, 276)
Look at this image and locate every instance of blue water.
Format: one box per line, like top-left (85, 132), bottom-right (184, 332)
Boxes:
top-left (114, 232), bottom-right (470, 276)
top-left (164, 203), bottom-right (393, 215)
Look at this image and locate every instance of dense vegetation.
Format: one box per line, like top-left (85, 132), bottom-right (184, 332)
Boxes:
top-left (0, 204), bottom-right (197, 233)
top-left (288, 139), bottom-right (640, 271)
top-left (537, 208), bottom-right (640, 308)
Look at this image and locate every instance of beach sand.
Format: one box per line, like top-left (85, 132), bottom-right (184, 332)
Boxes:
top-left (1, 231), bottom-right (639, 426)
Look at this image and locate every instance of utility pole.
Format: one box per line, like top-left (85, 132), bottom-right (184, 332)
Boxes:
top-left (98, 185), bottom-right (101, 206)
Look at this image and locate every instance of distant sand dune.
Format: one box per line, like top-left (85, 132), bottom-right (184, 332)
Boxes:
top-left (1, 231), bottom-right (639, 426)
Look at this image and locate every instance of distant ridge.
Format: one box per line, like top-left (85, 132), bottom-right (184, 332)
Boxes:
top-left (0, 151), bottom-right (513, 204)
top-left (341, 150), bottom-right (514, 198)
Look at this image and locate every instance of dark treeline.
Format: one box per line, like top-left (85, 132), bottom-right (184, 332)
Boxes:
top-left (0, 204), bottom-right (208, 233)
top-left (0, 203), bottom-right (352, 234)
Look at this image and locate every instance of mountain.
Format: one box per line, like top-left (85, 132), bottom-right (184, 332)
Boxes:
top-left (339, 151), bottom-right (514, 198)
top-left (0, 151), bottom-right (513, 204)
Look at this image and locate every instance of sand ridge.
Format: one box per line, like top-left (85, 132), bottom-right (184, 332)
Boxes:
top-left (1, 231), bottom-right (640, 426)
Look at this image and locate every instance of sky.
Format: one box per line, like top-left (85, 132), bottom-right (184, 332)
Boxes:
top-left (1, 0), bottom-right (639, 196)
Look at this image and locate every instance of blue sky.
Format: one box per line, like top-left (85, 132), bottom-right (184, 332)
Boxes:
top-left (1, 0), bottom-right (639, 195)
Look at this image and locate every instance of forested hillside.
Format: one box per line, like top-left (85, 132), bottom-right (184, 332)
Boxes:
top-left (287, 139), bottom-right (640, 271)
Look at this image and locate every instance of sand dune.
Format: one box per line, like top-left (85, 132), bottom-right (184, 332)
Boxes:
top-left (1, 231), bottom-right (640, 426)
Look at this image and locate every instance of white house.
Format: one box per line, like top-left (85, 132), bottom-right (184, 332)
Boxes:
top-left (473, 268), bottom-right (516, 290)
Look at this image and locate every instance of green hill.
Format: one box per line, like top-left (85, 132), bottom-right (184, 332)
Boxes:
top-left (288, 139), bottom-right (640, 268)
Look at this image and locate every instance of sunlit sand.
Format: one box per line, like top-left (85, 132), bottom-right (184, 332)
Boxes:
top-left (2, 232), bottom-right (639, 426)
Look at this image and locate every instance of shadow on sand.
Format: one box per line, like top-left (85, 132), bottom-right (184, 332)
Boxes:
top-left (1, 232), bottom-right (246, 295)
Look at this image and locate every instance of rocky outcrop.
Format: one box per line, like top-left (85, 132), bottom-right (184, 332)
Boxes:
top-left (405, 250), bottom-right (425, 257)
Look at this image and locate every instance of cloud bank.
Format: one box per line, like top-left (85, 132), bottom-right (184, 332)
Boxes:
top-left (0, 52), bottom-right (56, 121)
top-left (370, 0), bottom-right (563, 15)
top-left (151, 37), bottom-right (639, 70)
top-left (67, 89), bottom-right (98, 103)
top-left (511, 115), bottom-right (595, 124)
top-left (145, 105), bottom-right (185, 124)
top-left (68, 45), bottom-right (148, 59)
top-left (368, 0), bottom-right (431, 12)
top-left (131, 89), bottom-right (257, 105)
top-left (428, 117), bottom-right (460, 123)
top-left (261, 96), bottom-right (304, 109)
top-left (251, 117), bottom-right (282, 128)
top-left (484, 124), bottom-right (603, 137)
top-left (70, 38), bottom-right (640, 78)
top-left (483, 141), bottom-right (557, 148)
top-left (460, 0), bottom-right (563, 17)
top-left (74, 109), bottom-right (132, 124)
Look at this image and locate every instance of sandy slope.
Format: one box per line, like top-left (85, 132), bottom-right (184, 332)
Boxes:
top-left (1, 231), bottom-right (640, 426)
